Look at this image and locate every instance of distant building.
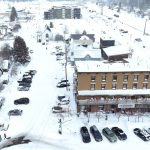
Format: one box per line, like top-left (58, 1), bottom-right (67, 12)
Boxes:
top-left (44, 6), bottom-right (81, 20)
top-left (73, 8), bottom-right (81, 19)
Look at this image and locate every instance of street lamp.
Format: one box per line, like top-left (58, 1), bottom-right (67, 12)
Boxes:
top-left (143, 16), bottom-right (149, 35)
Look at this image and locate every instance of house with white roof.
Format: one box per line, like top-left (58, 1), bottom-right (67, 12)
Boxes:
top-left (74, 57), bottom-right (150, 113)
top-left (70, 45), bottom-right (102, 65)
top-left (71, 32), bottom-right (95, 47)
top-left (41, 25), bottom-right (53, 42)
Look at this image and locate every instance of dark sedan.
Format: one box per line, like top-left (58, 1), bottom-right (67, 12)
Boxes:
top-left (90, 125), bottom-right (103, 142)
top-left (14, 98), bottom-right (29, 105)
top-left (80, 126), bottom-right (91, 143)
top-left (111, 127), bottom-right (127, 140)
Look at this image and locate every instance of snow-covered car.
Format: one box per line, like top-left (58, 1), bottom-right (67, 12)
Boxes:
top-left (57, 82), bottom-right (70, 88)
top-left (19, 82), bottom-right (31, 87)
top-left (57, 95), bottom-right (70, 101)
top-left (17, 86), bottom-right (30, 91)
top-left (57, 99), bottom-right (70, 105)
top-left (133, 128), bottom-right (150, 141)
top-left (8, 109), bottom-right (23, 116)
top-left (52, 106), bottom-right (63, 113)
top-left (56, 56), bottom-right (63, 61)
top-left (52, 106), bottom-right (68, 113)
top-left (28, 70), bottom-right (37, 76)
top-left (56, 52), bottom-right (65, 56)
top-left (142, 129), bottom-right (150, 141)
top-left (57, 80), bottom-right (70, 88)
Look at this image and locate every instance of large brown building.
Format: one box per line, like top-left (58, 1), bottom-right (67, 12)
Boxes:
top-left (74, 60), bottom-right (150, 114)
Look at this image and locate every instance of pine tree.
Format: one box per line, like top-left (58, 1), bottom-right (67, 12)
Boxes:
top-left (13, 36), bottom-right (29, 64)
top-left (10, 7), bottom-right (18, 22)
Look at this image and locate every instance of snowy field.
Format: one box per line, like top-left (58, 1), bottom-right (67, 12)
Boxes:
top-left (0, 1), bottom-right (150, 150)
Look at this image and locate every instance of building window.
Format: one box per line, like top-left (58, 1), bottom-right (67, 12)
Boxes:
top-left (101, 84), bottom-right (106, 90)
top-left (122, 84), bottom-right (127, 89)
top-left (143, 83), bottom-right (148, 89)
top-left (124, 74), bottom-right (128, 81)
top-left (133, 74), bottom-right (138, 81)
top-left (144, 74), bottom-right (149, 81)
top-left (101, 74), bottom-right (106, 82)
top-left (112, 74), bottom-right (117, 81)
top-left (91, 74), bottom-right (96, 82)
top-left (132, 83), bottom-right (137, 89)
top-left (90, 84), bottom-right (95, 90)
top-left (112, 83), bottom-right (116, 89)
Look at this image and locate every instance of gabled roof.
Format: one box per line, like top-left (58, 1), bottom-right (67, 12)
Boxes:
top-left (42, 25), bottom-right (51, 35)
top-left (73, 47), bottom-right (101, 59)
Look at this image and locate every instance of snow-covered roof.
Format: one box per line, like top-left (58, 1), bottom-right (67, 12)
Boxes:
top-left (75, 60), bottom-right (150, 72)
top-left (78, 89), bottom-right (150, 96)
top-left (103, 45), bottom-right (130, 56)
top-left (79, 35), bottom-right (90, 40)
top-left (73, 48), bottom-right (101, 59)
top-left (71, 34), bottom-right (95, 41)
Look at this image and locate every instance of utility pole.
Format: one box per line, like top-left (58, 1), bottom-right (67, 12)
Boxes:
top-left (64, 41), bottom-right (68, 90)
top-left (64, 36), bottom-right (71, 91)
top-left (143, 18), bottom-right (148, 35)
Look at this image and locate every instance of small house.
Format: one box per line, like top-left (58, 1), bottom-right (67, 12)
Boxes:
top-left (71, 32), bottom-right (95, 47)
top-left (42, 25), bottom-right (53, 42)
